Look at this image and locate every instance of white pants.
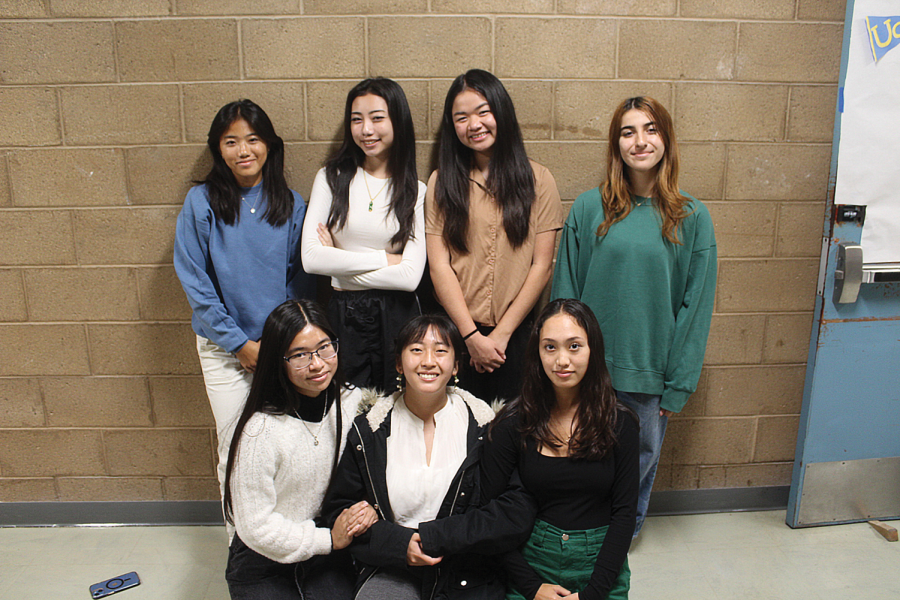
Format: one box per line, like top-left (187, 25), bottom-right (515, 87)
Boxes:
top-left (196, 335), bottom-right (253, 502)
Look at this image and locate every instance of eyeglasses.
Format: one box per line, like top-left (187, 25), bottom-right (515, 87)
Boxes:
top-left (284, 340), bottom-right (339, 370)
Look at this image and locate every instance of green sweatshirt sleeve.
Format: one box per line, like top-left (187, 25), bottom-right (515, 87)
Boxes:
top-left (551, 221), bottom-right (582, 301)
top-left (552, 190), bottom-right (597, 301)
top-left (661, 204), bottom-right (718, 413)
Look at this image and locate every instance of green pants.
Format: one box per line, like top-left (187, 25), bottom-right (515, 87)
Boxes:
top-left (506, 519), bottom-right (630, 600)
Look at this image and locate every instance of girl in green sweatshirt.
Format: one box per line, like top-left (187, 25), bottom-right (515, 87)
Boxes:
top-left (551, 96), bottom-right (717, 538)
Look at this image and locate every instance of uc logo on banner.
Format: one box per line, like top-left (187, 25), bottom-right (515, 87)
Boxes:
top-left (866, 16), bottom-right (900, 62)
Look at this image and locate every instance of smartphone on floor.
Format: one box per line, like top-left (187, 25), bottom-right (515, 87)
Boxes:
top-left (89, 571), bottom-right (141, 598)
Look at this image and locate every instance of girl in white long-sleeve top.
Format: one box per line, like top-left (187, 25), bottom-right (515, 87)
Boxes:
top-left (301, 78), bottom-right (426, 394)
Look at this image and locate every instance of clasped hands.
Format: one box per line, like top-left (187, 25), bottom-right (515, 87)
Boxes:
top-left (465, 330), bottom-right (509, 374)
top-left (331, 500), bottom-right (378, 550)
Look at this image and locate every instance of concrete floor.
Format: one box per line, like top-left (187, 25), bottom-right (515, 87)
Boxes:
top-left (1, 510), bottom-right (897, 599)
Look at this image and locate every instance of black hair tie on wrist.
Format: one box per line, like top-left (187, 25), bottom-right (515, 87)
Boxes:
top-left (463, 329), bottom-right (479, 340)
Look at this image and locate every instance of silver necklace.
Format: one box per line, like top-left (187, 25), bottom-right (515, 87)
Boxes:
top-left (242, 186), bottom-right (263, 214)
top-left (297, 390), bottom-right (329, 446)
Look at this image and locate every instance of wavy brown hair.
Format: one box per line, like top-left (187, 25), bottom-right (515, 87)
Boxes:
top-left (598, 96), bottom-right (689, 245)
top-left (495, 299), bottom-right (631, 461)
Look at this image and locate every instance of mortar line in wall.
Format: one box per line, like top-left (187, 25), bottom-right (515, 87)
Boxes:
top-left (82, 321), bottom-right (95, 378)
top-left (733, 21), bottom-right (742, 82)
top-left (709, 310), bottom-right (813, 317)
top-left (716, 256), bottom-right (821, 262)
top-left (1, 152), bottom-right (12, 205)
top-left (111, 19), bottom-right (122, 84)
top-left (549, 81), bottom-right (556, 140)
top-left (98, 429), bottom-right (113, 480)
top-left (0, 138), bottom-right (831, 149)
top-left (364, 17), bottom-right (370, 76)
top-left (772, 200), bottom-right (783, 258)
top-left (748, 416), bottom-right (761, 465)
top-left (783, 85), bottom-right (793, 142)
top-left (490, 16), bottom-right (496, 73)
top-left (0, 261), bottom-right (186, 271)
top-left (4, 319), bottom-right (193, 326)
top-left (175, 84), bottom-right (186, 145)
top-left (11, 270), bottom-right (30, 327)
top-left (302, 81), bottom-right (309, 142)
top-left (0, 79), bottom-right (840, 89)
top-left (721, 142), bottom-right (729, 201)
top-left (35, 372), bottom-right (49, 428)
top-left (702, 363), bottom-right (809, 370)
top-left (613, 18), bottom-right (620, 79)
top-left (144, 375), bottom-right (159, 428)
top-left (669, 80), bottom-right (676, 123)
top-left (0, 15), bottom-right (845, 25)
top-left (55, 88), bottom-right (67, 147)
top-left (236, 17), bottom-right (245, 81)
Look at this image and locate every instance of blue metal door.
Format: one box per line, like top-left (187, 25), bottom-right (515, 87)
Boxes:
top-left (786, 0), bottom-right (900, 527)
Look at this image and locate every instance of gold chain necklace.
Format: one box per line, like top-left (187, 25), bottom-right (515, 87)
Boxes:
top-left (363, 170), bottom-right (390, 212)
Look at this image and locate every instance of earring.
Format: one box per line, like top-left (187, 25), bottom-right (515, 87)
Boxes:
top-left (452, 374), bottom-right (459, 387)
top-left (396, 372), bottom-right (404, 387)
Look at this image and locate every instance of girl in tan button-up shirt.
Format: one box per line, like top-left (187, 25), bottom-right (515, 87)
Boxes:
top-left (426, 69), bottom-right (563, 404)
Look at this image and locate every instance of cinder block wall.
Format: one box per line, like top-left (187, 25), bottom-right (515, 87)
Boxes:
top-left (0, 0), bottom-right (844, 502)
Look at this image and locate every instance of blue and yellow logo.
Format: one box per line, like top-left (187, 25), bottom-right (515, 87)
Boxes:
top-left (866, 16), bottom-right (900, 63)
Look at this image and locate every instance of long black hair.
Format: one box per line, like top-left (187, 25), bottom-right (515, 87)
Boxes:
top-left (325, 78), bottom-right (419, 251)
top-left (223, 299), bottom-right (345, 524)
top-left (199, 99), bottom-right (293, 227)
top-left (497, 299), bottom-right (628, 461)
top-left (435, 69), bottom-right (535, 254)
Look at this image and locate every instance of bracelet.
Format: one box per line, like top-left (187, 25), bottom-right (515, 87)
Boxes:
top-left (462, 328), bottom-right (479, 340)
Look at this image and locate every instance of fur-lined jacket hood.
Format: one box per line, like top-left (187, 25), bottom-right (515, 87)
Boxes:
top-left (357, 387), bottom-right (497, 432)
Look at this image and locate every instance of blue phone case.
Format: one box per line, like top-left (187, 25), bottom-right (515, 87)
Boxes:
top-left (89, 572), bottom-right (141, 598)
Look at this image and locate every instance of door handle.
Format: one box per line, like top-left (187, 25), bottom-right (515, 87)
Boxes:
top-left (833, 243), bottom-right (863, 304)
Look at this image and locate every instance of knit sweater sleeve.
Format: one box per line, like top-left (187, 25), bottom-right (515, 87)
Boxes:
top-left (300, 168), bottom-right (390, 277)
top-left (338, 181), bottom-right (427, 292)
top-left (231, 414), bottom-right (334, 564)
top-left (173, 186), bottom-right (248, 353)
top-left (661, 201), bottom-right (718, 413)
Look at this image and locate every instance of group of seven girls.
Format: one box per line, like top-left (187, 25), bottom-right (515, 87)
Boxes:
top-left (173, 68), bottom-right (716, 600)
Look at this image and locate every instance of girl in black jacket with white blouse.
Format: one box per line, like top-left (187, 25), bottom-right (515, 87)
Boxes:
top-left (322, 314), bottom-right (536, 600)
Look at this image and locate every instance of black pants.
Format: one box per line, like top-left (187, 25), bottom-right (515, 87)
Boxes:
top-left (328, 289), bottom-right (420, 394)
top-left (457, 318), bottom-right (533, 404)
top-left (225, 534), bottom-right (355, 600)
